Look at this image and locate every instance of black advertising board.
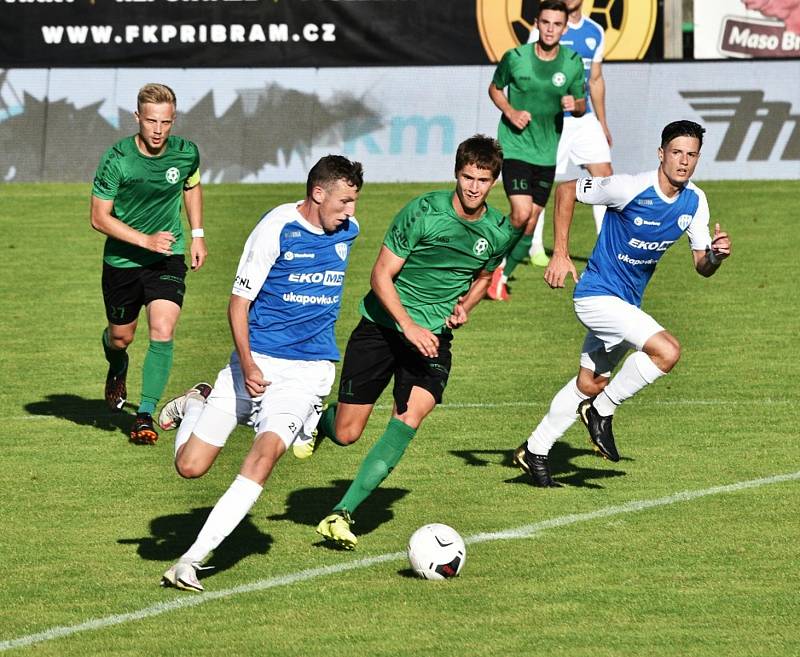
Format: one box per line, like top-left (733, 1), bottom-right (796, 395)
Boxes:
top-left (0, 0), bottom-right (662, 67)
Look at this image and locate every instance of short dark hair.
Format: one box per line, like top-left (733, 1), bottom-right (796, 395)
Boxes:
top-left (537, 0), bottom-right (569, 19)
top-left (306, 155), bottom-right (364, 196)
top-left (660, 120), bottom-right (705, 149)
top-left (455, 134), bottom-right (503, 180)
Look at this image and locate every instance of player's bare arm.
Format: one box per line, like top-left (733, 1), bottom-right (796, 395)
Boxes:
top-left (445, 268), bottom-right (493, 329)
top-left (371, 245), bottom-right (440, 358)
top-left (693, 223), bottom-right (732, 277)
top-left (183, 183), bottom-right (207, 271)
top-left (90, 195), bottom-right (176, 255)
top-left (228, 293), bottom-right (269, 397)
top-left (544, 180), bottom-right (580, 288)
top-left (488, 83), bottom-right (531, 130)
top-left (589, 61), bottom-right (613, 146)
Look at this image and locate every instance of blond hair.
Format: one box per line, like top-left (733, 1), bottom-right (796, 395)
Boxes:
top-left (137, 83), bottom-right (177, 110)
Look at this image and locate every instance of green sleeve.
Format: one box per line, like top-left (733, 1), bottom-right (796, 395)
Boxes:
top-left (383, 197), bottom-right (429, 259)
top-left (91, 149), bottom-right (121, 200)
top-left (491, 51), bottom-right (512, 89)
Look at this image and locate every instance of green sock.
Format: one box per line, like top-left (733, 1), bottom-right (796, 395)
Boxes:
top-left (334, 418), bottom-right (416, 515)
top-left (138, 339), bottom-right (173, 415)
top-left (102, 328), bottom-right (128, 376)
top-left (318, 403), bottom-right (346, 446)
top-left (505, 232), bottom-right (533, 278)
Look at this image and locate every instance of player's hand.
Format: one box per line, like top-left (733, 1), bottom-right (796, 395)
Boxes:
top-left (709, 223), bottom-right (731, 262)
top-left (561, 95), bottom-right (576, 112)
top-left (445, 297), bottom-right (468, 329)
top-left (544, 253), bottom-right (578, 289)
top-left (145, 231), bottom-right (176, 255)
top-left (190, 236), bottom-right (208, 271)
top-left (506, 108), bottom-right (531, 130)
top-left (405, 324), bottom-right (440, 358)
top-left (242, 361), bottom-right (270, 398)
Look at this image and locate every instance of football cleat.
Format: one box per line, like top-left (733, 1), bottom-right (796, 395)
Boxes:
top-left (578, 398), bottom-right (620, 462)
top-left (130, 412), bottom-right (159, 445)
top-left (486, 265), bottom-right (509, 301)
top-left (529, 250), bottom-right (550, 268)
top-left (104, 360), bottom-right (128, 412)
top-left (292, 429), bottom-right (324, 460)
top-left (512, 442), bottom-right (562, 487)
top-left (316, 510), bottom-right (357, 550)
top-left (161, 559), bottom-right (206, 592)
top-left (158, 382), bottom-right (212, 431)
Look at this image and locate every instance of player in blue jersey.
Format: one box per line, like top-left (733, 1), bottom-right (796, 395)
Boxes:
top-left (513, 120), bottom-right (732, 487)
top-left (158, 155), bottom-right (363, 591)
top-left (527, 0), bottom-right (613, 264)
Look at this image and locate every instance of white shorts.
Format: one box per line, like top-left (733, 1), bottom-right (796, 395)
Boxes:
top-left (556, 114), bottom-right (612, 175)
top-left (574, 296), bottom-right (664, 377)
top-left (192, 351), bottom-right (335, 450)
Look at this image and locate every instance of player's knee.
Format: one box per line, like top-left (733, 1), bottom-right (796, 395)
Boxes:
top-left (510, 208), bottom-right (530, 230)
top-left (335, 424), bottom-right (364, 445)
top-left (577, 376), bottom-right (608, 398)
top-left (175, 456), bottom-right (210, 479)
top-left (109, 332), bottom-right (134, 349)
top-left (661, 339), bottom-right (681, 371)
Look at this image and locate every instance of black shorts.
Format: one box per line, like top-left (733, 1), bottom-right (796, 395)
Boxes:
top-left (501, 159), bottom-right (557, 207)
top-left (337, 318), bottom-right (453, 414)
top-left (101, 255), bottom-right (187, 325)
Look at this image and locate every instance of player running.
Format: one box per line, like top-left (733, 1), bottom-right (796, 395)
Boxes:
top-left (514, 120), bottom-right (732, 487)
top-left (159, 155), bottom-right (363, 591)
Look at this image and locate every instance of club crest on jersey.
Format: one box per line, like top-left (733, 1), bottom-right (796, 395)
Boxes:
top-left (335, 243), bottom-right (348, 261)
top-left (678, 214), bottom-right (693, 231)
top-left (552, 72), bottom-right (566, 87)
top-left (585, 37), bottom-right (597, 50)
top-left (473, 238), bottom-right (489, 256)
top-left (165, 167), bottom-right (180, 184)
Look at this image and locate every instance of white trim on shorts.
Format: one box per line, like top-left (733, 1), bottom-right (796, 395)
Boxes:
top-left (192, 351), bottom-right (334, 449)
top-left (574, 295), bottom-right (663, 377)
top-left (556, 114), bottom-right (612, 175)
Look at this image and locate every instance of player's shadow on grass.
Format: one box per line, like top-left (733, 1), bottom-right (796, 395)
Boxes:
top-left (118, 507), bottom-right (272, 578)
top-left (268, 479), bottom-right (409, 550)
top-left (449, 441), bottom-right (627, 489)
top-left (24, 394), bottom-right (132, 438)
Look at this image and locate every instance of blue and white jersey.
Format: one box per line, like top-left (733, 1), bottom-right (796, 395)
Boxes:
top-left (231, 201), bottom-right (359, 361)
top-left (529, 15), bottom-right (604, 115)
top-left (574, 171), bottom-right (712, 307)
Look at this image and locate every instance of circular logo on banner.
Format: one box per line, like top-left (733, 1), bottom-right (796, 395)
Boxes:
top-left (165, 167), bottom-right (180, 184)
top-left (476, 0), bottom-right (658, 62)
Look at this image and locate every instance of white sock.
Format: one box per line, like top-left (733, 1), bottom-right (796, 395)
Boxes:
top-left (593, 205), bottom-right (606, 234)
top-left (175, 396), bottom-right (205, 457)
top-left (527, 377), bottom-right (589, 455)
top-left (531, 208), bottom-right (545, 253)
top-left (595, 351), bottom-right (667, 416)
top-left (182, 475), bottom-right (263, 564)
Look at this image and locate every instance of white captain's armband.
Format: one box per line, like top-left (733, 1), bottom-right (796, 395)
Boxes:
top-left (184, 169), bottom-right (201, 190)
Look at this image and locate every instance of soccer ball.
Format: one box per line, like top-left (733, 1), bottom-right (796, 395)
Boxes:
top-left (407, 523), bottom-right (466, 580)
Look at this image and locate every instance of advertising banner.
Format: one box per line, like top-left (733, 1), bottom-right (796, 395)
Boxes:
top-left (0, 0), bottom-right (662, 68)
top-left (2, 60), bottom-right (797, 183)
top-left (694, 0), bottom-right (800, 59)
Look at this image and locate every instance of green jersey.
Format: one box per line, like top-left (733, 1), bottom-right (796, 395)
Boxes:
top-left (92, 135), bottom-right (201, 268)
top-left (492, 43), bottom-right (585, 166)
top-left (361, 190), bottom-right (514, 334)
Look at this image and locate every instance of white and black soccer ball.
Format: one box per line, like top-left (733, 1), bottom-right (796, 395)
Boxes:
top-left (407, 523), bottom-right (466, 580)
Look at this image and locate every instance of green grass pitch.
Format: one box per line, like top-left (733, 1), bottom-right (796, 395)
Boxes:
top-left (0, 180), bottom-right (798, 656)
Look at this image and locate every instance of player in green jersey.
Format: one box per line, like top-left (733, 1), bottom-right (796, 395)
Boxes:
top-left (90, 83), bottom-right (206, 445)
top-left (487, 0), bottom-right (585, 300)
top-left (309, 135), bottom-right (513, 549)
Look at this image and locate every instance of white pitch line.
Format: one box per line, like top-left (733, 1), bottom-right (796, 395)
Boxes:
top-left (7, 397), bottom-right (792, 422)
top-left (2, 470), bottom-right (798, 653)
